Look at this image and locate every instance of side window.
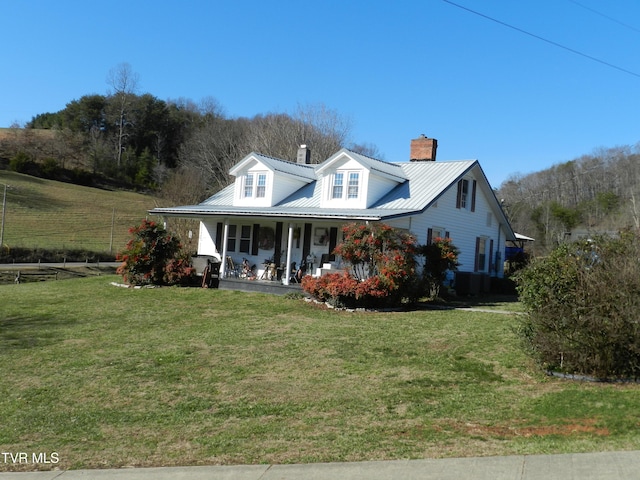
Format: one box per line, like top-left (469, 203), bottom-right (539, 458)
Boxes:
top-left (456, 179), bottom-right (476, 211)
top-left (475, 237), bottom-right (487, 272)
top-left (427, 228), bottom-right (448, 244)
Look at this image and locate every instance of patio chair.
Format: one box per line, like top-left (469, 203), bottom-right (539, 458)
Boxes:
top-left (289, 261), bottom-right (306, 283)
top-left (225, 256), bottom-right (240, 278)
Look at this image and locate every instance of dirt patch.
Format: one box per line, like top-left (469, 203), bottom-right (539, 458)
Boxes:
top-left (447, 418), bottom-right (610, 438)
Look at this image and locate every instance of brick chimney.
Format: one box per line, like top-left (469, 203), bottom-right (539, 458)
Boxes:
top-left (410, 134), bottom-right (437, 161)
top-left (297, 144), bottom-right (311, 164)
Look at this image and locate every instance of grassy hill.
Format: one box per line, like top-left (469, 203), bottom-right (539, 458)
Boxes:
top-left (0, 170), bottom-right (158, 256)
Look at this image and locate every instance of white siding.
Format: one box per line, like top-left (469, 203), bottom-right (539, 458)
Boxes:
top-left (407, 174), bottom-right (507, 277)
top-left (197, 220), bottom-right (220, 258)
top-left (366, 175), bottom-right (400, 207)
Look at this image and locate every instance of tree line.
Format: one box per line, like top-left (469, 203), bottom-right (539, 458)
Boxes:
top-left (497, 143), bottom-right (640, 252)
top-left (0, 63), bottom-right (378, 205)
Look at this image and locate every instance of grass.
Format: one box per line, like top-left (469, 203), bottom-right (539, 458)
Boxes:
top-left (0, 170), bottom-right (158, 252)
top-left (1, 277), bottom-right (639, 471)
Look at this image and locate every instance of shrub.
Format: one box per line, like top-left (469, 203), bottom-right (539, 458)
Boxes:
top-left (41, 158), bottom-right (60, 179)
top-left (515, 233), bottom-right (640, 379)
top-left (303, 222), bottom-right (419, 308)
top-left (9, 151), bottom-right (33, 173)
top-left (116, 219), bottom-right (194, 286)
top-left (417, 236), bottom-right (460, 298)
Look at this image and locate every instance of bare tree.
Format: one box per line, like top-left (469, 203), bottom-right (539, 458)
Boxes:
top-left (106, 63), bottom-right (139, 168)
top-left (245, 103), bottom-right (354, 163)
top-left (178, 100), bottom-right (247, 193)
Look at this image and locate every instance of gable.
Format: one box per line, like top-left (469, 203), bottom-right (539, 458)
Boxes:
top-left (316, 150), bottom-right (407, 209)
top-left (230, 153), bottom-right (315, 207)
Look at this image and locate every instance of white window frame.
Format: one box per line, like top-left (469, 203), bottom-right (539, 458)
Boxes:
top-left (256, 173), bottom-right (267, 198)
top-left (243, 174), bottom-right (254, 198)
top-left (331, 170), bottom-right (360, 200)
top-left (347, 172), bottom-right (359, 199)
top-left (243, 172), bottom-right (268, 199)
top-left (460, 179), bottom-right (469, 209)
top-left (332, 172), bottom-right (344, 199)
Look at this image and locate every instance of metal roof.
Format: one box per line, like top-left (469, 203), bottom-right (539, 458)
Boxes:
top-left (229, 152), bottom-right (317, 182)
top-left (151, 158), bottom-right (478, 221)
top-left (317, 149), bottom-right (408, 182)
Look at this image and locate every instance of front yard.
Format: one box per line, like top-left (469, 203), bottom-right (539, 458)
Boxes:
top-left (0, 276), bottom-right (639, 471)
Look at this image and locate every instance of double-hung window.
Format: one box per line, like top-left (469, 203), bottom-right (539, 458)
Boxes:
top-left (256, 174), bottom-right (266, 198)
top-left (332, 171), bottom-right (360, 200)
top-left (227, 225), bottom-right (237, 252)
top-left (347, 172), bottom-right (359, 199)
top-left (244, 174), bottom-right (254, 198)
top-left (456, 178), bottom-right (477, 211)
top-left (240, 225), bottom-right (251, 253)
top-left (332, 172), bottom-right (344, 199)
top-left (243, 172), bottom-right (267, 198)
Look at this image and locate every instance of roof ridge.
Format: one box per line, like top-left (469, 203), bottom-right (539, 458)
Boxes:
top-left (347, 149), bottom-right (403, 168)
top-left (255, 152), bottom-right (315, 169)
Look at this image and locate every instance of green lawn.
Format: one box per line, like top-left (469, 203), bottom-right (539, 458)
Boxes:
top-left (1, 277), bottom-right (639, 471)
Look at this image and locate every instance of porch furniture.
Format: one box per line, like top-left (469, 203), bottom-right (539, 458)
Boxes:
top-left (259, 262), bottom-right (277, 280)
top-left (225, 256), bottom-right (240, 278)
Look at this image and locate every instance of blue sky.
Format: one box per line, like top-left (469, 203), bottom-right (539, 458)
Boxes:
top-left (3, 0), bottom-right (640, 188)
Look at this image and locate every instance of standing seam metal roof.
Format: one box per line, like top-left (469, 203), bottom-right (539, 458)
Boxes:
top-left (157, 158), bottom-right (477, 219)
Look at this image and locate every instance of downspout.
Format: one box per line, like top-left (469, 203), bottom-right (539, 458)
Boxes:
top-left (220, 220), bottom-right (230, 277)
top-left (283, 223), bottom-right (295, 285)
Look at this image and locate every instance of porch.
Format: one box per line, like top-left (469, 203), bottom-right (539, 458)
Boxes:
top-left (217, 277), bottom-right (304, 296)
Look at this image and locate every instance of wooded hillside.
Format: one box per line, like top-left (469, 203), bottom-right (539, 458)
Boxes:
top-left (497, 143), bottom-right (640, 252)
top-left (0, 65), bottom-right (377, 208)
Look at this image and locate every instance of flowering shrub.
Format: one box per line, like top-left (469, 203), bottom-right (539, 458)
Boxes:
top-left (418, 236), bottom-right (460, 298)
top-left (116, 219), bottom-right (195, 286)
top-left (303, 222), bottom-right (419, 308)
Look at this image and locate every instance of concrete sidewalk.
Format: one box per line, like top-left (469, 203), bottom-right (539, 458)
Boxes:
top-left (1, 451), bottom-right (639, 479)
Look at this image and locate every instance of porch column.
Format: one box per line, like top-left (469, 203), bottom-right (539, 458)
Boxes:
top-left (283, 222), bottom-right (295, 286)
top-left (220, 220), bottom-right (230, 277)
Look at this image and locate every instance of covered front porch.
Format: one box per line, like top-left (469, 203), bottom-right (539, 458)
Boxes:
top-left (197, 217), bottom-right (346, 285)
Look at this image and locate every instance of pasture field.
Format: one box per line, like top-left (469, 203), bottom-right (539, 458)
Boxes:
top-left (0, 170), bottom-right (158, 253)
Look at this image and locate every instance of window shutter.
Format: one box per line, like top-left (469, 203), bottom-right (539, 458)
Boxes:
top-left (456, 180), bottom-right (462, 209)
top-left (445, 231), bottom-right (450, 239)
top-left (427, 228), bottom-right (433, 245)
top-left (215, 222), bottom-right (223, 251)
top-left (251, 224), bottom-right (260, 256)
top-left (471, 180), bottom-right (477, 212)
top-left (489, 239), bottom-right (494, 272)
top-left (474, 237), bottom-right (480, 272)
top-left (274, 222), bottom-right (283, 265)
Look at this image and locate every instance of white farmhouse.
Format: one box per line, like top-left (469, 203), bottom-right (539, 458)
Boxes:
top-left (149, 135), bottom-right (516, 292)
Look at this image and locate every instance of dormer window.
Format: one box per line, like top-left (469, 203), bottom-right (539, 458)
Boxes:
top-left (243, 172), bottom-right (267, 198)
top-left (331, 171), bottom-right (360, 200)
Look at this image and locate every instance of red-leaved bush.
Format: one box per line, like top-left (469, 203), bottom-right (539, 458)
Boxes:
top-left (116, 219), bottom-right (195, 286)
top-left (302, 222), bottom-right (419, 308)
